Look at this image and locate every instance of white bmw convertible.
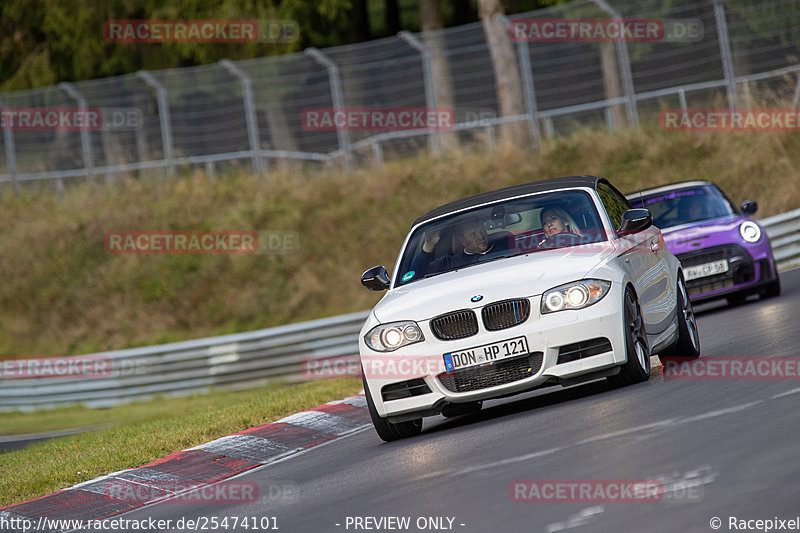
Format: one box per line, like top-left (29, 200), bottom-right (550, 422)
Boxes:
top-left (359, 176), bottom-right (700, 441)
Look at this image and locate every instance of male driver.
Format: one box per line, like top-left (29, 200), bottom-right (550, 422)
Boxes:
top-left (409, 218), bottom-right (495, 277)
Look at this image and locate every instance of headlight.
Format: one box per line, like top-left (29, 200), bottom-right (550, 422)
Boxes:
top-left (365, 321), bottom-right (425, 352)
top-left (541, 279), bottom-right (611, 314)
top-left (739, 221), bottom-right (762, 243)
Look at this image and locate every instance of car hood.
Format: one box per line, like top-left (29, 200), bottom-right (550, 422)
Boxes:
top-left (661, 215), bottom-right (748, 255)
top-left (374, 251), bottom-right (611, 323)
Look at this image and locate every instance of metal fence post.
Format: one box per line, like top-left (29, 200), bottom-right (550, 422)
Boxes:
top-left (0, 98), bottom-right (19, 194)
top-left (306, 48), bottom-right (352, 173)
top-left (512, 30), bottom-right (542, 143)
top-left (398, 31), bottom-right (441, 154)
top-left (714, 0), bottom-right (737, 109)
top-left (371, 141), bottom-right (383, 166)
top-left (792, 72), bottom-right (800, 110)
top-left (742, 81), bottom-right (753, 108)
top-left (604, 106), bottom-right (616, 130)
top-left (616, 38), bottom-right (638, 125)
top-left (59, 83), bottom-right (94, 182)
top-left (543, 116), bottom-right (555, 137)
top-left (219, 60), bottom-right (266, 173)
top-left (589, 0), bottom-right (639, 126)
top-left (136, 71), bottom-right (175, 176)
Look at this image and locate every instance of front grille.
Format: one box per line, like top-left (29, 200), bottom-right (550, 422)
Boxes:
top-left (677, 244), bottom-right (752, 297)
top-left (381, 379), bottom-right (432, 401)
top-left (430, 310), bottom-right (479, 341)
top-left (686, 276), bottom-right (735, 296)
top-left (482, 299), bottom-right (531, 331)
top-left (557, 337), bottom-right (612, 364)
top-left (437, 352), bottom-right (544, 393)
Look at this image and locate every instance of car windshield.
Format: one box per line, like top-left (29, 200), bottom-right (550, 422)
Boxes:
top-left (629, 184), bottom-right (736, 229)
top-left (394, 189), bottom-right (606, 287)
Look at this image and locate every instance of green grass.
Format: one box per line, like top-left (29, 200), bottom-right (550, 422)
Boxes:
top-left (0, 378), bottom-right (362, 507)
top-left (1, 123), bottom-right (798, 360)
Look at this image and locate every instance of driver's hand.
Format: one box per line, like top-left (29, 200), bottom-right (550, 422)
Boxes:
top-left (422, 230), bottom-right (441, 253)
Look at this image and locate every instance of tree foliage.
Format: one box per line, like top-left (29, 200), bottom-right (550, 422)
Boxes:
top-left (1, 0), bottom-right (574, 92)
top-left (0, 0), bottom-right (350, 91)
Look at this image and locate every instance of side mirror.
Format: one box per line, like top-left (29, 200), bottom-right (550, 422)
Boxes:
top-left (361, 266), bottom-right (390, 291)
top-left (741, 200), bottom-right (758, 216)
top-left (618, 208), bottom-right (653, 236)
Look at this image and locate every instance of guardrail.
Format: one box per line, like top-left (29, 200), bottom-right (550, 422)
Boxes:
top-left (0, 310), bottom-right (369, 412)
top-left (1, 208), bottom-right (798, 412)
top-left (763, 208), bottom-right (800, 271)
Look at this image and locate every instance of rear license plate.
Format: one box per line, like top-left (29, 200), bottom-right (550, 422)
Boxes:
top-left (443, 336), bottom-right (529, 371)
top-left (684, 259), bottom-right (729, 281)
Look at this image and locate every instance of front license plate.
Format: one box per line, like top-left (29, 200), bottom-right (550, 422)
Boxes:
top-left (443, 336), bottom-right (529, 371)
top-left (684, 259), bottom-right (729, 281)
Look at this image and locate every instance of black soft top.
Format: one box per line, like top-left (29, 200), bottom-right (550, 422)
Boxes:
top-left (413, 175), bottom-right (604, 226)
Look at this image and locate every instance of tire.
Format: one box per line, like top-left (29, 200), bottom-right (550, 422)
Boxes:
top-left (659, 273), bottom-right (700, 363)
top-left (608, 287), bottom-right (651, 387)
top-left (363, 376), bottom-right (422, 442)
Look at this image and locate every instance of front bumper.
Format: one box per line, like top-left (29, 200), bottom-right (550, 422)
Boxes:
top-left (360, 289), bottom-right (628, 419)
top-left (677, 241), bottom-right (777, 303)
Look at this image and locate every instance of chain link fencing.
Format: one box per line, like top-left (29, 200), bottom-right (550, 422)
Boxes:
top-left (1, 0), bottom-right (799, 194)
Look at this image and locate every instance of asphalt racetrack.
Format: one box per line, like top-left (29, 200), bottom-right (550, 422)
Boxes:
top-left (91, 268), bottom-right (800, 533)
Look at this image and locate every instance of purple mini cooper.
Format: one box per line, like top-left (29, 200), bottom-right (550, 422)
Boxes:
top-left (627, 181), bottom-right (780, 305)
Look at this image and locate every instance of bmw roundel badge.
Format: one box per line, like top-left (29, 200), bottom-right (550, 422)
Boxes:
top-left (471, 295), bottom-right (483, 302)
